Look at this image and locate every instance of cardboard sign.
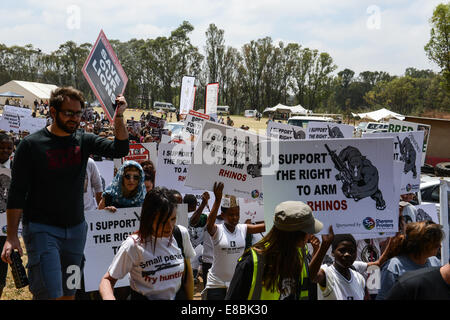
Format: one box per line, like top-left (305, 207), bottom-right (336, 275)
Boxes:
top-left (181, 110), bottom-right (211, 144)
top-left (82, 30), bottom-right (128, 123)
top-left (205, 83), bottom-right (219, 115)
top-left (364, 131), bottom-right (424, 194)
top-left (179, 76), bottom-right (196, 115)
top-left (414, 204), bottom-right (439, 224)
top-left (95, 160), bottom-right (114, 192)
top-left (155, 143), bottom-right (195, 195)
top-left (388, 119), bottom-right (430, 165)
top-left (0, 213), bottom-right (23, 237)
top-left (83, 207), bottom-right (141, 291)
top-left (185, 121), bottom-right (266, 199)
top-left (307, 122), bottom-right (354, 139)
top-left (262, 137), bottom-right (398, 234)
top-left (266, 121), bottom-right (306, 140)
top-left (3, 105), bottom-right (32, 118)
top-left (0, 111), bottom-right (20, 133)
top-left (114, 142), bottom-right (158, 172)
top-left (239, 198), bottom-right (264, 224)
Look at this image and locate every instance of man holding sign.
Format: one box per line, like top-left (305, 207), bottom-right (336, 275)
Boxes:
top-left (1, 87), bottom-right (129, 300)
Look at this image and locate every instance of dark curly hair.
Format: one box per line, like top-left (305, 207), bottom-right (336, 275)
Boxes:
top-left (50, 86), bottom-right (85, 111)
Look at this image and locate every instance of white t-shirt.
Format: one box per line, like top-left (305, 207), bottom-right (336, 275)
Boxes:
top-left (108, 225), bottom-right (196, 300)
top-left (318, 264), bottom-right (366, 300)
top-left (206, 223), bottom-right (248, 289)
top-left (83, 158), bottom-right (103, 211)
top-left (202, 218), bottom-right (223, 264)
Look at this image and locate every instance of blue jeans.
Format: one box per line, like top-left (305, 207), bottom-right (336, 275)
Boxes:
top-left (22, 221), bottom-right (87, 299)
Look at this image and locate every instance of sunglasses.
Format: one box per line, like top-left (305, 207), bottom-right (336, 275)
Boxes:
top-left (124, 174), bottom-right (141, 181)
top-left (59, 110), bottom-right (83, 118)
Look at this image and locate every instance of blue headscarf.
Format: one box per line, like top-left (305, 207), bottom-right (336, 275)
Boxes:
top-left (103, 160), bottom-right (146, 208)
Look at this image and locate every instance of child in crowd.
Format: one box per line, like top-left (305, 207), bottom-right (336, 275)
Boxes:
top-left (315, 234), bottom-right (367, 300)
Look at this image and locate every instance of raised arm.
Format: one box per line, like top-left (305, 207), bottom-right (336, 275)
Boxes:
top-left (309, 226), bottom-right (334, 286)
top-left (206, 182), bottom-right (224, 236)
top-left (113, 95), bottom-right (129, 141)
top-left (189, 192), bottom-right (210, 227)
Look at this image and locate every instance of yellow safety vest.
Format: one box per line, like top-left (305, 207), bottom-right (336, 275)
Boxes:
top-left (246, 247), bottom-right (309, 300)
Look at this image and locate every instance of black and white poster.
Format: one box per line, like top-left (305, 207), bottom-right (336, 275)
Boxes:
top-left (82, 30), bottom-right (128, 123)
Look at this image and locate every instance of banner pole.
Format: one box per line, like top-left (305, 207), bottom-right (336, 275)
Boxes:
top-left (440, 179), bottom-right (449, 265)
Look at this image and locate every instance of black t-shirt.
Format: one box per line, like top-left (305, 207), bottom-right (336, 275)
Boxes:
top-left (386, 266), bottom-right (450, 300)
top-left (7, 128), bottom-right (129, 228)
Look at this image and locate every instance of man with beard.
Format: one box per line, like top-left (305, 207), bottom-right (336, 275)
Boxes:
top-left (1, 87), bottom-right (129, 300)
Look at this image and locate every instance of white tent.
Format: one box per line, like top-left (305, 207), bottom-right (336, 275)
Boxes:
top-left (352, 108), bottom-right (404, 122)
top-left (290, 104), bottom-right (310, 115)
top-left (263, 103), bottom-right (311, 115)
top-left (0, 80), bottom-right (58, 107)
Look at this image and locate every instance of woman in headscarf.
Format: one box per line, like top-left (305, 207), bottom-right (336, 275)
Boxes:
top-left (98, 160), bottom-right (146, 211)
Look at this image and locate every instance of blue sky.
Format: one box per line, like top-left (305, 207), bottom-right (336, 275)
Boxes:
top-left (0, 0), bottom-right (443, 76)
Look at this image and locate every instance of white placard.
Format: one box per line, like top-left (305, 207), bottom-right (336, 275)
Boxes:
top-left (262, 137), bottom-right (398, 235)
top-left (21, 117), bottom-right (47, 133)
top-left (388, 119), bottom-right (430, 165)
top-left (238, 198), bottom-right (264, 224)
top-left (114, 142), bottom-right (158, 172)
top-left (0, 213), bottom-right (23, 237)
top-left (179, 76), bottom-right (196, 115)
top-left (3, 105), bottom-right (32, 118)
top-left (0, 111), bottom-right (21, 133)
top-left (414, 203), bottom-right (439, 224)
top-left (95, 160), bottom-right (114, 191)
top-left (307, 122), bottom-right (354, 139)
top-left (84, 207), bottom-right (141, 292)
top-left (181, 110), bottom-right (211, 144)
top-left (266, 121), bottom-right (306, 140)
top-left (176, 203), bottom-right (189, 229)
top-left (364, 131), bottom-right (424, 194)
top-left (185, 121), bottom-right (266, 200)
top-left (205, 83), bottom-right (219, 115)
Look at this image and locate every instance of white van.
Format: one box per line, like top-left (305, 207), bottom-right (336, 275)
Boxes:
top-left (287, 115), bottom-right (336, 129)
top-left (153, 101), bottom-right (176, 112)
top-left (244, 109), bottom-right (258, 118)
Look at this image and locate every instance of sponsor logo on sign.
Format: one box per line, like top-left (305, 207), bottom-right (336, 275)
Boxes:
top-left (363, 217), bottom-right (376, 230)
top-left (375, 219), bottom-right (394, 230)
top-left (251, 190), bottom-right (260, 199)
top-left (406, 184), bottom-right (412, 192)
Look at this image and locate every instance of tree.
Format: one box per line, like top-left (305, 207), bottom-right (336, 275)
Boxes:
top-left (424, 3), bottom-right (450, 89)
top-left (205, 23), bottom-right (225, 84)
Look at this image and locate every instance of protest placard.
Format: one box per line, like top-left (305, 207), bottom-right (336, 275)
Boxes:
top-left (82, 30), bottom-right (128, 123)
top-left (205, 83), bottom-right (219, 115)
top-left (388, 119), bottom-right (430, 165)
top-left (185, 121), bottom-right (267, 200)
top-left (0, 111), bottom-right (20, 133)
top-left (0, 213), bottom-right (23, 237)
top-left (364, 131), bottom-right (424, 194)
top-left (238, 198), bottom-right (264, 224)
top-left (155, 143), bottom-right (215, 208)
top-left (21, 117), bottom-right (47, 133)
top-left (83, 207), bottom-right (141, 291)
top-left (266, 121), bottom-right (306, 140)
top-left (307, 122), bottom-right (354, 139)
top-left (95, 160), bottom-right (114, 191)
top-left (114, 142), bottom-right (158, 172)
top-left (414, 203), bottom-right (439, 224)
top-left (181, 109), bottom-right (210, 144)
top-left (176, 203), bottom-right (189, 229)
top-left (3, 105), bottom-right (32, 118)
top-left (262, 137), bottom-right (398, 234)
top-left (179, 76), bottom-right (196, 115)
top-left (155, 143), bottom-right (194, 195)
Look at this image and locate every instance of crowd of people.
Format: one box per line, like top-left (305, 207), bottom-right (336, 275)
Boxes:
top-left (0, 87), bottom-right (448, 301)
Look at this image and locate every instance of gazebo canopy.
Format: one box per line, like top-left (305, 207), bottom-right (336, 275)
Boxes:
top-left (0, 91), bottom-right (24, 98)
top-left (352, 108), bottom-right (404, 122)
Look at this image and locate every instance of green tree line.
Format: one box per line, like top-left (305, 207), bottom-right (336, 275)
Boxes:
top-left (0, 4), bottom-right (448, 116)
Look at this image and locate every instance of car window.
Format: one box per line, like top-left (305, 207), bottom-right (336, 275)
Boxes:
top-left (430, 186), bottom-right (440, 202)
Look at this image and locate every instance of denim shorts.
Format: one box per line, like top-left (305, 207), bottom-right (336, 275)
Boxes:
top-left (22, 221), bottom-right (87, 299)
